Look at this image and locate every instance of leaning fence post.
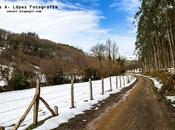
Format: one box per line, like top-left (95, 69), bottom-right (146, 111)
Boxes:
top-left (109, 77), bottom-right (112, 91)
top-left (70, 78), bottom-right (75, 108)
top-left (0, 126), bottom-right (5, 130)
top-left (101, 77), bottom-right (104, 95)
top-left (33, 78), bottom-right (40, 125)
top-left (116, 76), bottom-right (118, 89)
top-left (89, 79), bottom-right (93, 100)
top-left (13, 79), bottom-right (40, 130)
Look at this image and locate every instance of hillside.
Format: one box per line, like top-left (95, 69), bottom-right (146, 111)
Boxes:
top-left (0, 29), bottom-right (139, 91)
top-left (0, 29), bottom-right (92, 90)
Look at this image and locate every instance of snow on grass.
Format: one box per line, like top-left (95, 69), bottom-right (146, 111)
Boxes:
top-left (149, 77), bottom-right (163, 91)
top-left (166, 96), bottom-right (175, 107)
top-left (167, 68), bottom-right (175, 74)
top-left (0, 75), bottom-right (137, 130)
top-left (0, 64), bottom-right (13, 88)
top-left (0, 47), bottom-right (5, 54)
top-left (0, 80), bottom-right (7, 87)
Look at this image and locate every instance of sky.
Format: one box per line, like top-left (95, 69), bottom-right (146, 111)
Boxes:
top-left (0, 0), bottom-right (140, 59)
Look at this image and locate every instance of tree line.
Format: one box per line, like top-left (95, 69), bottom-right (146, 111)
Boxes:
top-left (135, 0), bottom-right (175, 72)
top-left (0, 29), bottom-right (139, 91)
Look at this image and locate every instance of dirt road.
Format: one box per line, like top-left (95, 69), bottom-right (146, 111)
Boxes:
top-left (55, 77), bottom-right (175, 130)
top-left (87, 77), bottom-right (175, 130)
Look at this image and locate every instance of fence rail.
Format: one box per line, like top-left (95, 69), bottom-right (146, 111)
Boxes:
top-left (0, 74), bottom-right (137, 130)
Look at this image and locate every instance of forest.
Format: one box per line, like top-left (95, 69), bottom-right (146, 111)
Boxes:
top-left (135, 0), bottom-right (175, 71)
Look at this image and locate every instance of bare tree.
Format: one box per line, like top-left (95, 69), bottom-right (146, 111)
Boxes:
top-left (105, 39), bottom-right (118, 64)
top-left (112, 42), bottom-right (118, 64)
top-left (106, 38), bottom-right (112, 62)
top-left (91, 43), bottom-right (106, 64)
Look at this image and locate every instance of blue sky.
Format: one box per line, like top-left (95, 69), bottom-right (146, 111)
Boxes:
top-left (57, 0), bottom-right (137, 36)
top-left (0, 0), bottom-right (140, 59)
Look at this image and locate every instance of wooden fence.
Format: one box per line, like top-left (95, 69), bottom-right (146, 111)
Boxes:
top-left (0, 75), bottom-right (136, 130)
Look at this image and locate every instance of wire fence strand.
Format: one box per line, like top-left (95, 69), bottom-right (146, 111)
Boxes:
top-left (0, 75), bottom-right (136, 129)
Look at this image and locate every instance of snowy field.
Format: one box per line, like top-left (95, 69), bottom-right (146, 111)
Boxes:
top-left (0, 75), bottom-right (137, 130)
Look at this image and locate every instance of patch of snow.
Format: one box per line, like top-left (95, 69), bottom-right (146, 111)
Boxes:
top-left (0, 75), bottom-right (137, 130)
top-left (126, 68), bottom-right (142, 73)
top-left (38, 74), bottom-right (47, 84)
top-left (0, 80), bottom-right (7, 87)
top-left (0, 47), bottom-right (5, 54)
top-left (0, 65), bottom-right (13, 87)
top-left (166, 96), bottom-right (175, 107)
top-left (167, 68), bottom-right (175, 74)
top-left (150, 78), bottom-right (163, 91)
top-left (97, 104), bottom-right (101, 107)
top-left (94, 107), bottom-right (99, 110)
top-left (33, 65), bottom-right (47, 84)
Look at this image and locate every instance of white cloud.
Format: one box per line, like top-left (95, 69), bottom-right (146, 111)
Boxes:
top-left (110, 0), bottom-right (140, 35)
top-left (110, 0), bottom-right (140, 14)
top-left (0, 0), bottom-right (136, 58)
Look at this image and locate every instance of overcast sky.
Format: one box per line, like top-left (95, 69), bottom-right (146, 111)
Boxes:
top-left (0, 0), bottom-right (140, 59)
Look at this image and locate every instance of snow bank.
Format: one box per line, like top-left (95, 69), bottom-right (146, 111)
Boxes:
top-left (149, 77), bottom-right (163, 91)
top-left (0, 75), bottom-right (137, 130)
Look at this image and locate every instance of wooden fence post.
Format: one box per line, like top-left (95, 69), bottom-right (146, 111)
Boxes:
top-left (101, 77), bottom-right (104, 95)
top-left (130, 76), bottom-right (132, 81)
top-left (89, 79), bottom-right (93, 100)
top-left (54, 106), bottom-right (58, 116)
top-left (127, 75), bottom-right (130, 83)
top-left (13, 78), bottom-right (56, 130)
top-left (71, 78), bottom-right (75, 108)
top-left (116, 76), bottom-right (118, 89)
top-left (109, 77), bottom-right (112, 91)
top-left (119, 76), bottom-right (122, 88)
top-left (33, 78), bottom-right (40, 125)
top-left (128, 75), bottom-right (130, 83)
top-left (13, 79), bottom-right (40, 130)
top-left (122, 76), bottom-right (125, 86)
top-left (0, 126), bottom-right (5, 130)
top-left (131, 75), bottom-right (133, 81)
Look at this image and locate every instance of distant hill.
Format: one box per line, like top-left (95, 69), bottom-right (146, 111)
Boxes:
top-left (0, 29), bottom-right (139, 91)
top-left (0, 29), bottom-right (94, 90)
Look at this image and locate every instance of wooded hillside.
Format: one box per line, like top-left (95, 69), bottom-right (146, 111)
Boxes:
top-left (0, 29), bottom-right (139, 91)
